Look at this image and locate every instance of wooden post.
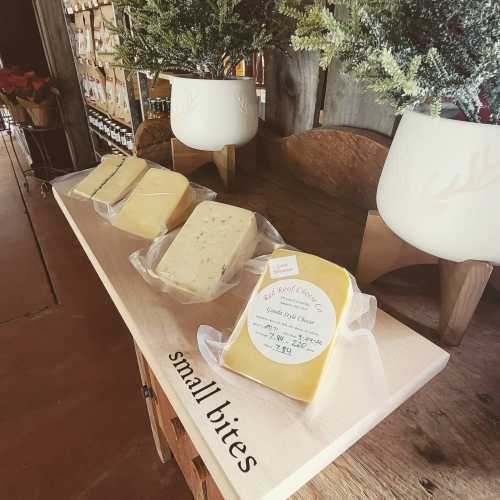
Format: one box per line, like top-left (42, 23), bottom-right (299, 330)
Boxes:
top-left (321, 6), bottom-right (395, 137)
top-left (439, 260), bottom-right (493, 346)
top-left (264, 49), bottom-right (321, 136)
top-left (490, 267), bottom-right (500, 295)
top-left (32, 0), bottom-right (95, 170)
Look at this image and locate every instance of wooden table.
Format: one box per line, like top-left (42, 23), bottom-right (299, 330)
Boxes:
top-left (53, 174), bottom-right (449, 500)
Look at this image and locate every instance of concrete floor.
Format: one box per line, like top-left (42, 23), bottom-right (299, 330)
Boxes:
top-left (0, 137), bottom-right (192, 499)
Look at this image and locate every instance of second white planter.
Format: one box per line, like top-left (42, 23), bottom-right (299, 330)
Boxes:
top-left (377, 111), bottom-right (500, 264)
top-left (169, 75), bottom-right (259, 151)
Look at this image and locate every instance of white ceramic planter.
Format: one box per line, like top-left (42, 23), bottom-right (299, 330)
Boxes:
top-left (377, 111), bottom-right (500, 264)
top-left (169, 75), bottom-right (258, 151)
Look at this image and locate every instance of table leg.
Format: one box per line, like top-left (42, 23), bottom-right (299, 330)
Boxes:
top-left (439, 260), bottom-right (493, 346)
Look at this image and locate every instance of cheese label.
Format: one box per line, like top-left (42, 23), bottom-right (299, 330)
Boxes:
top-left (247, 279), bottom-right (336, 365)
top-left (268, 255), bottom-right (299, 279)
top-left (222, 248), bottom-right (353, 402)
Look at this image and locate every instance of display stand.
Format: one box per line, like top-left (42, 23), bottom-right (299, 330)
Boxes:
top-left (53, 175), bottom-right (449, 500)
top-left (357, 210), bottom-right (495, 346)
top-left (171, 138), bottom-right (256, 190)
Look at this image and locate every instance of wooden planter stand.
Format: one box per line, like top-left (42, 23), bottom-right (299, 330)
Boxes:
top-left (171, 138), bottom-right (256, 190)
top-left (357, 211), bottom-right (497, 346)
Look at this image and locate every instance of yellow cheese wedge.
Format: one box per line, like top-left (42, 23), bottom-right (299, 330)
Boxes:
top-left (72, 155), bottom-right (124, 199)
top-left (222, 248), bottom-right (352, 402)
top-left (111, 168), bottom-right (193, 239)
top-left (92, 156), bottom-right (148, 205)
top-left (156, 201), bottom-right (258, 300)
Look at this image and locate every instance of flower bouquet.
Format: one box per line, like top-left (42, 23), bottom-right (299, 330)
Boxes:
top-left (0, 68), bottom-right (32, 123)
top-left (0, 67), bottom-right (59, 127)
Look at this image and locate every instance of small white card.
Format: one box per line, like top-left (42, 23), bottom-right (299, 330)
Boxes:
top-left (268, 255), bottom-right (299, 279)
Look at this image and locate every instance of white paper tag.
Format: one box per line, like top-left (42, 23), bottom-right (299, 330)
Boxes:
top-left (247, 279), bottom-right (336, 365)
top-left (268, 255), bottom-right (299, 279)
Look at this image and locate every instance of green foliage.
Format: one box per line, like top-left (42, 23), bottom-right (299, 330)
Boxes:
top-left (113, 0), bottom-right (294, 79)
top-left (279, 0), bottom-right (500, 123)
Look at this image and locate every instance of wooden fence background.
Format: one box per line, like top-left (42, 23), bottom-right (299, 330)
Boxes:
top-left (264, 6), bottom-right (396, 140)
top-left (265, 47), bottom-right (396, 139)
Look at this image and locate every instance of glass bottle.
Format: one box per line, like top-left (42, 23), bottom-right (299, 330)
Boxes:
top-left (126, 132), bottom-right (133, 151)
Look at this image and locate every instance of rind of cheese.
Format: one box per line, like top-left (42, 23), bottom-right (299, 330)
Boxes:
top-left (222, 248), bottom-right (353, 402)
top-left (155, 201), bottom-right (258, 300)
top-left (72, 155), bottom-right (124, 199)
top-left (111, 168), bottom-right (193, 239)
top-left (92, 157), bottom-right (148, 205)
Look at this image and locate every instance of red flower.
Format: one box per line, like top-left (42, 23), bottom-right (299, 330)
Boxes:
top-left (32, 78), bottom-right (46, 91)
top-left (0, 66), bottom-right (58, 102)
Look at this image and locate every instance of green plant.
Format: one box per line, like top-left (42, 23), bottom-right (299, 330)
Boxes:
top-left (113, 0), bottom-right (294, 80)
top-left (279, 0), bottom-right (500, 123)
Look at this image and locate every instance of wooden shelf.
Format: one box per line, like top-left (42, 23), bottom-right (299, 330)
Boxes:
top-left (68, 0), bottom-right (110, 13)
top-left (86, 101), bottom-right (132, 129)
top-left (90, 126), bottom-right (132, 156)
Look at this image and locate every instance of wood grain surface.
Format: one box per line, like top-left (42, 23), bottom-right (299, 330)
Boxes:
top-left (258, 124), bottom-right (390, 210)
top-left (53, 171), bottom-right (449, 500)
top-left (357, 211), bottom-right (439, 285)
top-left (321, 5), bottom-right (396, 137)
top-left (135, 118), bottom-right (173, 166)
top-left (264, 50), bottom-right (321, 137)
top-left (439, 260), bottom-right (493, 346)
top-left (190, 165), bottom-right (500, 500)
top-left (134, 343), bottom-right (172, 463)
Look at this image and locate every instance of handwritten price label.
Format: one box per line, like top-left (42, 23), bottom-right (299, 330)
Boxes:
top-left (247, 279), bottom-right (336, 365)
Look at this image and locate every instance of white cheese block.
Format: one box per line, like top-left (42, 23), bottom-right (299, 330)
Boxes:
top-left (92, 157), bottom-right (148, 205)
top-left (156, 201), bottom-right (258, 300)
top-left (111, 168), bottom-right (193, 239)
top-left (72, 155), bottom-right (124, 199)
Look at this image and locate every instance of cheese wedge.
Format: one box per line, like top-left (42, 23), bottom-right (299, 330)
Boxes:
top-left (72, 155), bottom-right (124, 199)
top-left (156, 201), bottom-right (258, 300)
top-left (92, 157), bottom-right (148, 205)
top-left (111, 168), bottom-right (193, 239)
top-left (222, 248), bottom-right (353, 402)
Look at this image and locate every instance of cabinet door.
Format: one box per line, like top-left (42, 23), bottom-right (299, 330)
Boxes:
top-left (135, 344), bottom-right (224, 500)
top-left (149, 370), bottom-right (210, 500)
top-left (133, 343), bottom-right (171, 463)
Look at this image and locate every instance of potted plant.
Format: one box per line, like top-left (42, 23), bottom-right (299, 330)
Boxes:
top-left (0, 67), bottom-right (59, 127)
top-left (280, 0), bottom-right (500, 265)
top-left (114, 0), bottom-right (294, 151)
top-left (16, 72), bottom-right (59, 128)
top-left (0, 68), bottom-right (32, 124)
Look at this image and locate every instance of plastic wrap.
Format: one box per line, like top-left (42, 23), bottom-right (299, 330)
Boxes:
top-left (93, 179), bottom-right (216, 225)
top-left (62, 154), bottom-right (126, 202)
top-left (129, 213), bottom-right (286, 304)
top-left (196, 256), bottom-right (388, 408)
top-left (53, 157), bottom-right (216, 240)
top-left (51, 166), bottom-right (99, 192)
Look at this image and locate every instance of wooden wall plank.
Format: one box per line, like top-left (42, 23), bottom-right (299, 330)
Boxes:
top-left (264, 49), bottom-right (320, 137)
top-left (321, 6), bottom-right (395, 137)
top-left (33, 0), bottom-right (95, 171)
top-left (322, 65), bottom-right (396, 137)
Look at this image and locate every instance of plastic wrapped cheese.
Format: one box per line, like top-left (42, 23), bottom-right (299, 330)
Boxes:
top-left (129, 209), bottom-right (286, 304)
top-left (92, 156), bottom-right (148, 205)
top-left (221, 248), bottom-right (353, 402)
top-left (71, 154), bottom-right (124, 199)
top-left (111, 168), bottom-right (194, 239)
top-left (155, 201), bottom-right (258, 301)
